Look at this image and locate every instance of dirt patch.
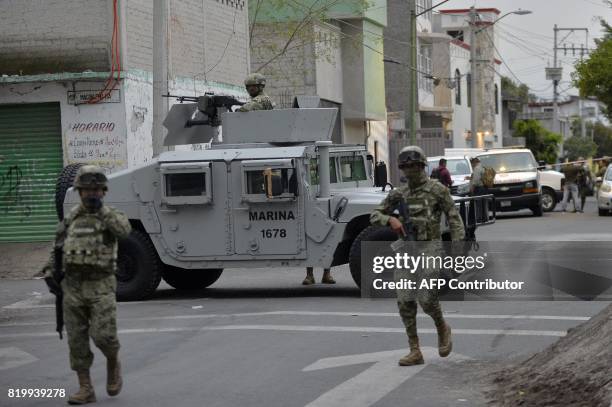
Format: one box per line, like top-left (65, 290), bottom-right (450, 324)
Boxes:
top-left (0, 242), bottom-right (52, 279)
top-left (486, 304), bottom-right (612, 406)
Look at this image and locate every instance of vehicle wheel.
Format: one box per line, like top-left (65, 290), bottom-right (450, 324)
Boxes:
top-left (116, 230), bottom-right (162, 301)
top-left (599, 208), bottom-right (608, 216)
top-left (541, 188), bottom-right (556, 212)
top-left (162, 266), bottom-right (223, 290)
top-left (531, 204), bottom-right (543, 217)
top-left (55, 163), bottom-right (85, 220)
top-left (348, 225), bottom-right (398, 288)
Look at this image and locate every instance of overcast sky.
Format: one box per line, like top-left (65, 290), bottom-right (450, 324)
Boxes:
top-left (434, 0), bottom-right (611, 100)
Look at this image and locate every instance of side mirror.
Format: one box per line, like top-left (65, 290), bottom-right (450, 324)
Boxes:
top-left (374, 161), bottom-right (388, 187)
top-left (264, 168), bottom-right (283, 198)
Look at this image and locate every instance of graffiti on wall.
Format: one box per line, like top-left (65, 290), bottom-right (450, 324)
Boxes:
top-left (0, 164), bottom-right (32, 221)
top-left (65, 121), bottom-right (127, 173)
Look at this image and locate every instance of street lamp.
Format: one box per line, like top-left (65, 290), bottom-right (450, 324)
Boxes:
top-left (470, 8), bottom-right (532, 147)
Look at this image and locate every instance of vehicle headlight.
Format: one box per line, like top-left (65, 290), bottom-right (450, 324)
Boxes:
top-left (601, 183), bottom-right (612, 193)
top-left (523, 181), bottom-right (538, 193)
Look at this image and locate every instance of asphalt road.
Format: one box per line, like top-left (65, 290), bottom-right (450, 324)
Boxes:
top-left (0, 199), bottom-right (610, 407)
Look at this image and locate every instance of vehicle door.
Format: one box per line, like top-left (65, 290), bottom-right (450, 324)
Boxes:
top-left (156, 161), bottom-right (230, 257)
top-left (230, 159), bottom-right (306, 257)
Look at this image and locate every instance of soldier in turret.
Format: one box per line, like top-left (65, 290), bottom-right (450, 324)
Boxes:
top-left (44, 165), bottom-right (131, 404)
top-left (237, 73), bottom-right (274, 112)
top-left (370, 146), bottom-right (465, 366)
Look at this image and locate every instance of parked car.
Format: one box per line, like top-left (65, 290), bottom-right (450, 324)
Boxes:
top-left (596, 164), bottom-right (612, 216)
top-left (426, 156), bottom-right (472, 196)
top-left (476, 149), bottom-right (543, 216)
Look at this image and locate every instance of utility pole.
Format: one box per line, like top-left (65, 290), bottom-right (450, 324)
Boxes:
top-left (152, 0), bottom-right (168, 157)
top-left (553, 25), bottom-right (559, 137)
top-left (469, 6), bottom-right (478, 148)
top-left (408, 0), bottom-right (417, 145)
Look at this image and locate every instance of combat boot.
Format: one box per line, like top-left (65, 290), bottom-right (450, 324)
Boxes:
top-left (321, 269), bottom-right (336, 284)
top-left (106, 354), bottom-right (123, 396)
top-left (437, 322), bottom-right (452, 357)
top-left (302, 268), bottom-right (315, 285)
top-left (398, 336), bottom-right (424, 366)
top-left (68, 370), bottom-right (96, 405)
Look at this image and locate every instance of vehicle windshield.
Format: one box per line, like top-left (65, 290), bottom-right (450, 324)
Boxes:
top-left (427, 158), bottom-right (471, 176)
top-left (477, 152), bottom-right (537, 173)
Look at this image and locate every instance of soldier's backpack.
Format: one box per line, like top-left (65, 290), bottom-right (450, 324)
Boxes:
top-left (482, 167), bottom-right (496, 188)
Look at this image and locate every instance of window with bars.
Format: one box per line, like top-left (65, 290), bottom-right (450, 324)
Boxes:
top-left (216, 0), bottom-right (244, 10)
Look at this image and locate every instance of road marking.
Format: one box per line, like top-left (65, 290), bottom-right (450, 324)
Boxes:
top-left (303, 347), bottom-right (469, 407)
top-left (0, 347), bottom-right (38, 370)
top-left (0, 310), bottom-right (590, 327)
top-left (0, 324), bottom-right (567, 339)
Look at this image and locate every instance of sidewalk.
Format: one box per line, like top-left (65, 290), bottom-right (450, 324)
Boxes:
top-left (0, 242), bottom-right (52, 280)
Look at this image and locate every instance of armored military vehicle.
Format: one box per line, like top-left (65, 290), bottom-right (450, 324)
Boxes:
top-left (56, 95), bottom-right (494, 301)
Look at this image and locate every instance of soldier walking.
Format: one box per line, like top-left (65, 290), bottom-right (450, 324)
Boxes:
top-left (44, 165), bottom-right (131, 404)
top-left (237, 73), bottom-right (274, 112)
top-left (370, 146), bottom-right (465, 366)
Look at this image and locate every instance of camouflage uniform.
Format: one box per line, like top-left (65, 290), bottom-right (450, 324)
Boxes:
top-left (238, 73), bottom-right (274, 112)
top-left (370, 146), bottom-right (464, 365)
top-left (238, 93), bottom-right (274, 112)
top-left (44, 165), bottom-right (131, 404)
top-left (58, 204), bottom-right (131, 371)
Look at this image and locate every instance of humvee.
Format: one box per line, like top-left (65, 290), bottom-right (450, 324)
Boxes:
top-left (56, 95), bottom-right (494, 301)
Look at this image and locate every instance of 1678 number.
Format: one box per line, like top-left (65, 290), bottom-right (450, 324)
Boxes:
top-left (260, 228), bottom-right (287, 238)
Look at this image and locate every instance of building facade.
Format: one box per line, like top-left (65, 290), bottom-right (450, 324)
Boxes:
top-left (249, 0), bottom-right (389, 165)
top-left (0, 0), bottom-right (250, 241)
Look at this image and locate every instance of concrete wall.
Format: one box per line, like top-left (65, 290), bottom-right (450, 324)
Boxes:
top-left (315, 23), bottom-right (343, 104)
top-left (449, 43), bottom-right (471, 148)
top-left (0, 80), bottom-right (128, 173)
top-left (0, 0), bottom-right (113, 75)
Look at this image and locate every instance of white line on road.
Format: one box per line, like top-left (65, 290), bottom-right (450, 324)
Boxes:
top-left (303, 347), bottom-right (470, 407)
top-left (0, 310), bottom-right (590, 327)
top-left (0, 324), bottom-right (567, 339)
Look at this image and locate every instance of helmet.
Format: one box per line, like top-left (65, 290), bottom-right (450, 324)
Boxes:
top-left (74, 165), bottom-right (108, 190)
top-left (398, 146), bottom-right (427, 168)
top-left (244, 73), bottom-right (266, 86)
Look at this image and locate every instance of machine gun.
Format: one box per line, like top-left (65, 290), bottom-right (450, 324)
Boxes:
top-left (163, 93), bottom-right (245, 127)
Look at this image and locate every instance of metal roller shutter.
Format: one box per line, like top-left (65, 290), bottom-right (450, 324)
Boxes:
top-left (0, 103), bottom-right (63, 242)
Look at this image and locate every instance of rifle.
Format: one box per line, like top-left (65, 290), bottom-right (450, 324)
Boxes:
top-left (390, 195), bottom-right (416, 251)
top-left (44, 240), bottom-right (65, 339)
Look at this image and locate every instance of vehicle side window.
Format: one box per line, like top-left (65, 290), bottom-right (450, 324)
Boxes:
top-left (309, 158), bottom-right (338, 185)
top-left (160, 161), bottom-right (212, 205)
top-left (166, 173), bottom-right (206, 197)
top-left (245, 168), bottom-right (297, 195)
top-left (339, 156), bottom-right (367, 182)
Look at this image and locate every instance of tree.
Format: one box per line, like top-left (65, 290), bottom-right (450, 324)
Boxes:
top-left (593, 121), bottom-right (612, 157)
top-left (513, 119), bottom-right (562, 163)
top-left (572, 4), bottom-right (612, 119)
top-left (563, 136), bottom-right (598, 161)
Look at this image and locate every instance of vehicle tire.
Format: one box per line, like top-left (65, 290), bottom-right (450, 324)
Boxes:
top-left (348, 225), bottom-right (398, 288)
top-left (541, 187), bottom-right (557, 212)
top-left (599, 208), bottom-right (608, 216)
top-left (162, 266), bottom-right (223, 290)
top-left (116, 230), bottom-right (162, 301)
top-left (531, 204), bottom-right (543, 217)
top-left (55, 163), bottom-right (85, 220)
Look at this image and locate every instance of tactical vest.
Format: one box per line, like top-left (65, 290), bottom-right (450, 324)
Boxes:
top-left (402, 181), bottom-right (443, 241)
top-left (63, 210), bottom-right (117, 279)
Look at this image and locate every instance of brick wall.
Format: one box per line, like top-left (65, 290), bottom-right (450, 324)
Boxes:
top-left (0, 0), bottom-right (112, 74)
top-left (125, 0), bottom-right (153, 71)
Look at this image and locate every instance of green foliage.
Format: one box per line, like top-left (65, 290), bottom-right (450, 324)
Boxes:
top-left (513, 119), bottom-right (562, 163)
top-left (593, 121), bottom-right (612, 157)
top-left (564, 136), bottom-right (598, 161)
top-left (572, 13), bottom-right (612, 119)
top-left (501, 76), bottom-right (530, 107)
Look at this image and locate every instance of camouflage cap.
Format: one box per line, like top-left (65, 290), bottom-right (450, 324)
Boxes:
top-left (398, 146), bottom-right (427, 167)
top-left (244, 73), bottom-right (266, 86)
top-left (74, 165), bottom-right (108, 190)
